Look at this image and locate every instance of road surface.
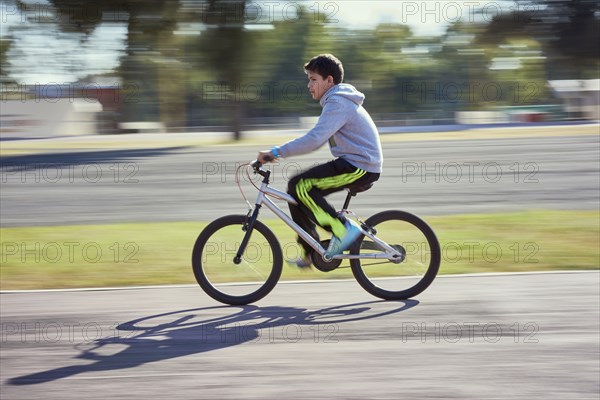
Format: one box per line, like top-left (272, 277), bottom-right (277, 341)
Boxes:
top-left (1, 271), bottom-right (599, 399)
top-left (1, 134), bottom-right (598, 226)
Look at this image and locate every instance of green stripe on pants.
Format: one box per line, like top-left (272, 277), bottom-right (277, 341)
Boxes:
top-left (295, 169), bottom-right (367, 237)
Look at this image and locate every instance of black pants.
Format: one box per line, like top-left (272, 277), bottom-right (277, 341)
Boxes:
top-left (287, 158), bottom-right (380, 256)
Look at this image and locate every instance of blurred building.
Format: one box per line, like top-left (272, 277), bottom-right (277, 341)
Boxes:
top-left (0, 85), bottom-right (102, 139)
top-left (548, 79), bottom-right (600, 121)
top-left (0, 82), bottom-right (128, 139)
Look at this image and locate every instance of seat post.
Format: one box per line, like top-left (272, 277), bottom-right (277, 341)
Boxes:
top-left (342, 191), bottom-right (353, 210)
top-left (342, 182), bottom-right (373, 210)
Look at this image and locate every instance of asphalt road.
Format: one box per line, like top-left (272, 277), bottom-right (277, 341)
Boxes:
top-left (1, 134), bottom-right (598, 226)
top-left (1, 271), bottom-right (599, 399)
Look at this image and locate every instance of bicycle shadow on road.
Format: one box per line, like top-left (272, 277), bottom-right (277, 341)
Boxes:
top-left (8, 299), bottom-right (418, 386)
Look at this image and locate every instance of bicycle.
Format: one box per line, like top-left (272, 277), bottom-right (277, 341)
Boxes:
top-left (192, 160), bottom-right (441, 305)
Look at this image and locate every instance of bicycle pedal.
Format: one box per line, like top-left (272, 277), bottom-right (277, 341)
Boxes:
top-left (312, 240), bottom-right (342, 272)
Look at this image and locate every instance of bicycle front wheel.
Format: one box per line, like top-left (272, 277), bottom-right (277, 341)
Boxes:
top-left (192, 215), bottom-right (283, 305)
top-left (350, 210), bottom-right (441, 300)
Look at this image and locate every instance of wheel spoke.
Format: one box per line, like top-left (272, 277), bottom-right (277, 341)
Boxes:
top-left (240, 258), bottom-right (268, 280)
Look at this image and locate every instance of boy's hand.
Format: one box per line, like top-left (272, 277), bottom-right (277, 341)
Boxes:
top-left (257, 150), bottom-right (275, 164)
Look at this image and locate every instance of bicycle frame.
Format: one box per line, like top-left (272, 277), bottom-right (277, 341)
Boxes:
top-left (236, 165), bottom-right (403, 262)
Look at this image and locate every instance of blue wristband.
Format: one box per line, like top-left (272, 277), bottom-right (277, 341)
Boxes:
top-left (271, 146), bottom-right (281, 158)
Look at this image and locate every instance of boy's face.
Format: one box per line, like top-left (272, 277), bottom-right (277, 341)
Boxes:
top-left (307, 70), bottom-right (335, 101)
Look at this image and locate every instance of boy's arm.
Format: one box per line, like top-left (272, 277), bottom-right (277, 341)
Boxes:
top-left (276, 100), bottom-right (348, 159)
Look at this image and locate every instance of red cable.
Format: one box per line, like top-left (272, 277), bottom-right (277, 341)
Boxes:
top-left (236, 163), bottom-right (288, 204)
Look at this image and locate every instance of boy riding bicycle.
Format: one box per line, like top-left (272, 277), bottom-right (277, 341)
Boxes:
top-left (257, 54), bottom-right (383, 268)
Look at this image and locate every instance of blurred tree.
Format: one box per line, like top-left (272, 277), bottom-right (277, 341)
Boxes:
top-left (47, 0), bottom-right (181, 128)
top-left (192, 0), bottom-right (248, 140)
top-left (242, 14), bottom-right (316, 118)
top-left (119, 1), bottom-right (181, 127)
top-left (0, 36), bottom-right (14, 85)
top-left (329, 24), bottom-right (422, 115)
top-left (480, 0), bottom-right (600, 79)
top-left (437, 22), bottom-right (491, 111)
top-left (489, 37), bottom-right (551, 106)
top-left (365, 24), bottom-right (415, 114)
top-left (46, 0), bottom-right (254, 138)
top-left (186, 4), bottom-right (337, 129)
top-left (4, 0), bottom-right (596, 133)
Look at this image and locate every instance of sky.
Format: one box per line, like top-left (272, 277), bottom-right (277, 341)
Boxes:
top-left (303, 0), bottom-right (516, 35)
top-left (1, 0), bottom-right (128, 84)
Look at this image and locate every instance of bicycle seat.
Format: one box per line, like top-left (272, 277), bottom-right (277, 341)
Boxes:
top-left (347, 183), bottom-right (373, 196)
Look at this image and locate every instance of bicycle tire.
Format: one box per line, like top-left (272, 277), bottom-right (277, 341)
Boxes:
top-left (192, 215), bottom-right (283, 305)
top-left (350, 210), bottom-right (441, 300)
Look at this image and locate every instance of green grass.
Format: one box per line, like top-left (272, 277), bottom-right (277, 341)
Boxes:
top-left (1, 210), bottom-right (598, 290)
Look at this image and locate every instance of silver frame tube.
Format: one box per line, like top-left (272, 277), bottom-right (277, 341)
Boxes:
top-left (254, 181), bottom-right (401, 260)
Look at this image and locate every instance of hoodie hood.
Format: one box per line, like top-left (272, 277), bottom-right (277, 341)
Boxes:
top-left (320, 83), bottom-right (365, 107)
top-left (278, 81), bottom-right (382, 173)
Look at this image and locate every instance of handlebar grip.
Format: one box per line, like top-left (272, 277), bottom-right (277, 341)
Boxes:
top-left (252, 155), bottom-right (274, 169)
top-left (251, 160), bottom-right (262, 169)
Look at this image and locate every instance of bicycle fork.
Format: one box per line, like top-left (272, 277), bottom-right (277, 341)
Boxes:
top-left (233, 205), bottom-right (261, 264)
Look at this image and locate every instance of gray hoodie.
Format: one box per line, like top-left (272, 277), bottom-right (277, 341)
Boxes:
top-left (278, 83), bottom-right (383, 173)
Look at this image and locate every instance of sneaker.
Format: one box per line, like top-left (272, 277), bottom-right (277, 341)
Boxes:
top-left (286, 255), bottom-right (312, 269)
top-left (325, 219), bottom-right (363, 258)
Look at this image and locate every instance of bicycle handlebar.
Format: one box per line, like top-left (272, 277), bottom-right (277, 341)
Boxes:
top-left (250, 159), bottom-right (273, 180)
top-left (251, 160), bottom-right (262, 170)
top-left (251, 154), bottom-right (274, 171)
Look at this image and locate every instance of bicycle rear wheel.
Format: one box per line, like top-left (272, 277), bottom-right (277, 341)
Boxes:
top-left (192, 215), bottom-right (283, 305)
top-left (350, 210), bottom-right (441, 300)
